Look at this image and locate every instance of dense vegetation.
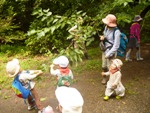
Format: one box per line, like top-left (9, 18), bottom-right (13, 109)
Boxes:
top-left (0, 0), bottom-right (150, 63)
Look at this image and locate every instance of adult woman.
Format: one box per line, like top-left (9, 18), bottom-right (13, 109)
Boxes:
top-left (125, 15), bottom-right (143, 61)
top-left (100, 14), bottom-right (121, 85)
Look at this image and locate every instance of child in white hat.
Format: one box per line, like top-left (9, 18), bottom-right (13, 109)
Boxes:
top-left (55, 86), bottom-right (84, 113)
top-left (50, 56), bottom-right (74, 87)
top-left (6, 58), bottom-right (45, 113)
top-left (101, 58), bottom-right (125, 100)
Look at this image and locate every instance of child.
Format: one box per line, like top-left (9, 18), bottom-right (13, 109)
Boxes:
top-left (6, 58), bottom-right (44, 113)
top-left (50, 55), bottom-right (73, 87)
top-left (55, 86), bottom-right (84, 113)
top-left (101, 58), bottom-right (125, 101)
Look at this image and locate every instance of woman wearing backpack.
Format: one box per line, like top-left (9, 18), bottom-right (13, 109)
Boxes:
top-left (125, 15), bottom-right (143, 61)
top-left (100, 14), bottom-right (121, 85)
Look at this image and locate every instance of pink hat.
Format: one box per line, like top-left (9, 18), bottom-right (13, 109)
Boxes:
top-left (102, 14), bottom-right (117, 27)
top-left (44, 106), bottom-right (54, 113)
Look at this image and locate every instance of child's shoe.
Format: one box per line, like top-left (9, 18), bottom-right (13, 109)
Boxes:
top-left (38, 108), bottom-right (45, 113)
top-left (116, 96), bottom-right (121, 100)
top-left (137, 57), bottom-right (143, 61)
top-left (125, 58), bottom-right (132, 62)
top-left (103, 96), bottom-right (109, 101)
top-left (28, 105), bottom-right (36, 110)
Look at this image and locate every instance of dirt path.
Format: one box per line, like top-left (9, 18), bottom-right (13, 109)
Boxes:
top-left (0, 43), bottom-right (150, 113)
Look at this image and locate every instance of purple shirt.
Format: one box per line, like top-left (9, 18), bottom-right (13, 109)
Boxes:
top-left (130, 23), bottom-right (141, 43)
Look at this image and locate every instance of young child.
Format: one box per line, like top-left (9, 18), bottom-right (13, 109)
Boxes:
top-left (101, 58), bottom-right (125, 101)
top-left (55, 86), bottom-right (84, 113)
top-left (50, 55), bottom-right (73, 87)
top-left (6, 58), bottom-right (44, 113)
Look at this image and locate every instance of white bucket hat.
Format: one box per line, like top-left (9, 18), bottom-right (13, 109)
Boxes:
top-left (53, 56), bottom-right (69, 68)
top-left (6, 58), bottom-right (20, 77)
top-left (112, 59), bottom-right (123, 68)
top-left (55, 86), bottom-right (84, 113)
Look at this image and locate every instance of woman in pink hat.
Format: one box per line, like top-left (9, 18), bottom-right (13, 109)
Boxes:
top-left (125, 15), bottom-right (143, 61)
top-left (100, 14), bottom-right (121, 85)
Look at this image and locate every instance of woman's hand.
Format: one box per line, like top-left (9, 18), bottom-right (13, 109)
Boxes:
top-left (100, 35), bottom-right (105, 41)
top-left (101, 72), bottom-right (105, 76)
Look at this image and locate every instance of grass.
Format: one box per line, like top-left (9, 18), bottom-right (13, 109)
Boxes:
top-left (0, 45), bottom-right (102, 98)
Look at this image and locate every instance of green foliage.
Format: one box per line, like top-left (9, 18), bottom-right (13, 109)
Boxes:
top-left (26, 8), bottom-right (96, 63)
top-left (0, 44), bottom-right (30, 57)
top-left (0, 0), bottom-right (26, 43)
top-left (0, 0), bottom-right (150, 63)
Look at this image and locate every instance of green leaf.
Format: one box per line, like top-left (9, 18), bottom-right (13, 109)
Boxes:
top-left (53, 19), bottom-right (59, 23)
top-left (40, 97), bottom-right (46, 101)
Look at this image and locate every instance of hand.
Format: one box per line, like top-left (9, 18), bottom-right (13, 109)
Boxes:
top-left (50, 64), bottom-right (54, 68)
top-left (35, 70), bottom-right (43, 76)
top-left (101, 72), bottom-right (105, 76)
top-left (100, 35), bottom-right (105, 41)
top-left (105, 55), bottom-right (109, 59)
top-left (111, 84), bottom-right (117, 89)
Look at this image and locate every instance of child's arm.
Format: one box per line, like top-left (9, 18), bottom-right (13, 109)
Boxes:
top-left (50, 64), bottom-right (59, 76)
top-left (20, 70), bottom-right (43, 80)
top-left (69, 70), bottom-right (74, 79)
top-left (101, 71), bottom-right (110, 76)
top-left (31, 70), bottom-right (43, 76)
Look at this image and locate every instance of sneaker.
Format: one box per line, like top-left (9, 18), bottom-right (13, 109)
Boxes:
top-left (38, 108), bottom-right (45, 113)
top-left (125, 58), bottom-right (132, 62)
top-left (103, 96), bottom-right (109, 101)
top-left (28, 105), bottom-right (36, 111)
top-left (137, 57), bottom-right (143, 61)
top-left (116, 96), bottom-right (121, 99)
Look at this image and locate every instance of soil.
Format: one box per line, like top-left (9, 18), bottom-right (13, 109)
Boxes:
top-left (0, 43), bottom-right (150, 113)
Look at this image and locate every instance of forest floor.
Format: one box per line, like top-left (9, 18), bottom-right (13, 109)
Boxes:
top-left (0, 43), bottom-right (150, 113)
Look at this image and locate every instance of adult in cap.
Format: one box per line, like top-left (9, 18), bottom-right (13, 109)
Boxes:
top-left (55, 86), bottom-right (84, 113)
top-left (100, 14), bottom-right (121, 85)
top-left (126, 15), bottom-right (143, 61)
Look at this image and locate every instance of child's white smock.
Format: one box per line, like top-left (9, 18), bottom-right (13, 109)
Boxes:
top-left (18, 70), bottom-right (37, 90)
top-left (105, 71), bottom-right (125, 97)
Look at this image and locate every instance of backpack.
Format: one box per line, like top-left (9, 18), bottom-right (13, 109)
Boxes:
top-left (12, 75), bottom-right (30, 99)
top-left (113, 28), bottom-right (128, 57)
top-left (57, 76), bottom-right (72, 87)
top-left (57, 69), bottom-right (72, 87)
